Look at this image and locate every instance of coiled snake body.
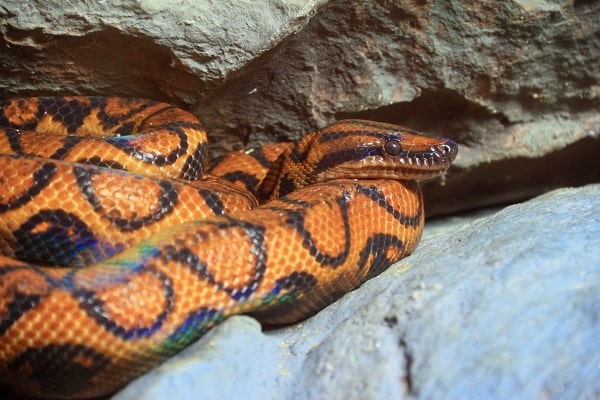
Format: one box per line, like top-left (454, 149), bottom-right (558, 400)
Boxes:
top-left (0, 97), bottom-right (457, 399)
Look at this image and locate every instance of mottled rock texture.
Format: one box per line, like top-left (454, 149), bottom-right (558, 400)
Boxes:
top-left (1, 0), bottom-right (598, 215)
top-left (114, 184), bottom-right (600, 400)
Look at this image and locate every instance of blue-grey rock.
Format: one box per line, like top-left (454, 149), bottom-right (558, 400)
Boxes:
top-left (114, 184), bottom-right (600, 400)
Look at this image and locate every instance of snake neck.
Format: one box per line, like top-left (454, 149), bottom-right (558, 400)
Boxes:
top-left (256, 133), bottom-right (318, 203)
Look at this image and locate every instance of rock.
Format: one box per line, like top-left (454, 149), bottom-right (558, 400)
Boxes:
top-left (0, 1), bottom-right (322, 101)
top-left (1, 1), bottom-right (598, 214)
top-left (113, 184), bottom-right (600, 400)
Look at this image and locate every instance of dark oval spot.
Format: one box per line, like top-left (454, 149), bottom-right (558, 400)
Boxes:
top-left (384, 139), bottom-right (402, 156)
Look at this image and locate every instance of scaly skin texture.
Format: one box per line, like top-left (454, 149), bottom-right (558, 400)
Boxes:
top-left (0, 97), bottom-right (457, 399)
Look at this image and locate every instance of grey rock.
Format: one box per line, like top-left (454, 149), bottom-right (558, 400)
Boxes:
top-left (0, 0), bottom-right (322, 101)
top-left (113, 184), bottom-right (600, 400)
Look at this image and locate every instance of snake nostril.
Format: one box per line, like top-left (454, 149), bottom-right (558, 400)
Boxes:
top-left (437, 141), bottom-right (458, 160)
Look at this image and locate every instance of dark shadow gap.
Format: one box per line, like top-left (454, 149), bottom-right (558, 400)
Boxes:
top-left (422, 135), bottom-right (600, 217)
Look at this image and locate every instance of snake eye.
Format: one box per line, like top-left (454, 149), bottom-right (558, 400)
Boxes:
top-left (384, 139), bottom-right (402, 156)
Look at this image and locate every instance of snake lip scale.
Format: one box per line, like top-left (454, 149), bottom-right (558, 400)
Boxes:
top-left (0, 97), bottom-right (457, 399)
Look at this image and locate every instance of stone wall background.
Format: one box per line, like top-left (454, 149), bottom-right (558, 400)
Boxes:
top-left (1, 0), bottom-right (598, 215)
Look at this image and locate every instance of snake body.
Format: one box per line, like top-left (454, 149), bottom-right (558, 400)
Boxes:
top-left (0, 97), bottom-right (457, 399)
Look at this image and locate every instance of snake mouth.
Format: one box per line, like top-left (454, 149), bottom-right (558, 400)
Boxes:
top-left (400, 140), bottom-right (459, 171)
top-left (388, 139), bottom-right (458, 179)
top-left (322, 138), bottom-right (458, 181)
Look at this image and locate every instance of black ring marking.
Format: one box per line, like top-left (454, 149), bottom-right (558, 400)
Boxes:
top-left (197, 189), bottom-right (226, 215)
top-left (161, 217), bottom-right (267, 301)
top-left (73, 165), bottom-right (179, 231)
top-left (355, 183), bottom-right (422, 228)
top-left (249, 270), bottom-right (320, 324)
top-left (12, 209), bottom-right (101, 267)
top-left (277, 190), bottom-right (352, 268)
top-left (39, 97), bottom-right (94, 134)
top-left (2, 124), bottom-right (86, 161)
top-left (3, 128), bottom-right (24, 153)
top-left (358, 233), bottom-right (405, 280)
top-left (179, 139), bottom-right (207, 180)
top-left (271, 271), bottom-right (318, 295)
top-left (8, 343), bottom-right (111, 397)
top-left (0, 265), bottom-right (60, 334)
top-left (95, 98), bottom-right (160, 134)
top-left (74, 269), bottom-right (174, 340)
top-left (0, 291), bottom-right (43, 336)
top-left (254, 271), bottom-right (319, 316)
top-left (48, 136), bottom-right (84, 160)
top-left (313, 147), bottom-right (367, 175)
top-left (74, 156), bottom-right (127, 171)
top-left (165, 307), bottom-right (222, 349)
top-left (0, 161), bottom-right (57, 213)
top-left (0, 261), bottom-right (174, 341)
top-left (247, 146), bottom-right (278, 169)
top-left (0, 98), bottom-right (47, 132)
top-left (275, 174), bottom-right (299, 199)
top-left (288, 143), bottom-right (310, 164)
top-left (256, 157), bottom-right (287, 201)
top-left (217, 170), bottom-right (260, 193)
top-left (102, 123), bottom-right (191, 168)
top-left (0, 261), bottom-right (173, 341)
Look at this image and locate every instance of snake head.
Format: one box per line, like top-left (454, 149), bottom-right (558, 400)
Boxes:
top-left (309, 119), bottom-right (458, 181)
top-left (258, 119), bottom-right (458, 202)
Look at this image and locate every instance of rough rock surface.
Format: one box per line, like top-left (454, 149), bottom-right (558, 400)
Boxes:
top-left (113, 184), bottom-right (600, 400)
top-left (1, 1), bottom-right (598, 214)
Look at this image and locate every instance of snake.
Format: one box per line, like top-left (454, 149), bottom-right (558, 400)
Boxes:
top-left (0, 96), bottom-right (457, 399)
